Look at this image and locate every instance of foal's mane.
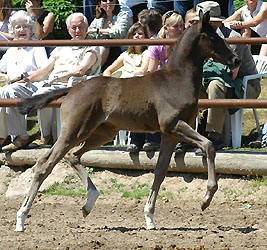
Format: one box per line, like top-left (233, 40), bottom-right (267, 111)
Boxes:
top-left (166, 23), bottom-right (199, 69)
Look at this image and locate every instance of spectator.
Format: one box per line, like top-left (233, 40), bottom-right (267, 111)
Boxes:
top-left (138, 9), bottom-right (162, 38)
top-left (121, 9), bottom-right (163, 153)
top-left (186, 1), bottom-right (260, 154)
top-left (1, 13), bottom-right (101, 151)
top-left (224, 0), bottom-right (267, 56)
top-left (147, 11), bottom-right (184, 71)
top-left (0, 0), bottom-right (16, 58)
top-left (0, 10), bottom-right (48, 150)
top-left (184, 8), bottom-right (198, 28)
top-left (151, 0), bottom-right (193, 21)
top-left (103, 22), bottom-right (149, 77)
top-left (87, 0), bottom-right (130, 70)
top-left (193, 0), bottom-right (234, 18)
top-left (83, 0), bottom-right (135, 24)
top-left (24, 0), bottom-right (55, 56)
top-left (103, 22), bottom-right (151, 153)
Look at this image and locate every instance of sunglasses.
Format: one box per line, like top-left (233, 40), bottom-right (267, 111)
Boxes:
top-left (101, 0), bottom-right (115, 2)
top-left (164, 10), bottom-right (179, 23)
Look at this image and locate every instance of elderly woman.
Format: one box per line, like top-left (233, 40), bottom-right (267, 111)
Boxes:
top-left (224, 0), bottom-right (267, 56)
top-left (0, 10), bottom-right (48, 150)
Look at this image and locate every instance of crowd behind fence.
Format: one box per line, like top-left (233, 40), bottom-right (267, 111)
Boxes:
top-left (0, 37), bottom-right (266, 108)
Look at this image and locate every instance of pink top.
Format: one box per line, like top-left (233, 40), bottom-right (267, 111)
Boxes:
top-left (149, 45), bottom-right (168, 69)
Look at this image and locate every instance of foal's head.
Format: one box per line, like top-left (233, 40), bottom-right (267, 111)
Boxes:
top-left (194, 11), bottom-right (240, 69)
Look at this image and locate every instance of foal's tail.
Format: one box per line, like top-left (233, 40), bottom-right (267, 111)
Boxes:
top-left (17, 87), bottom-right (71, 115)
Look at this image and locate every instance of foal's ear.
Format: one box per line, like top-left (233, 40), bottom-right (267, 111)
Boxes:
top-left (200, 10), bottom-right (210, 27)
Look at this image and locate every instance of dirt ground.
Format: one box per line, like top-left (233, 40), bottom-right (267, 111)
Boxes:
top-left (0, 167), bottom-right (266, 250)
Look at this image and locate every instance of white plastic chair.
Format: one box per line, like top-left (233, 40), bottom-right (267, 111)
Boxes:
top-left (230, 55), bottom-right (267, 148)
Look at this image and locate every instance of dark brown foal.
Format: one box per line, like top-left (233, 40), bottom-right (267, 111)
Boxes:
top-left (15, 11), bottom-right (240, 231)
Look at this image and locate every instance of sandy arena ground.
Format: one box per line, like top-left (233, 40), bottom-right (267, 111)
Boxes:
top-left (0, 167), bottom-right (266, 250)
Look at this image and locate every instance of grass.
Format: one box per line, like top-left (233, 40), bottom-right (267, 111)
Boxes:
top-left (242, 78), bottom-right (267, 146)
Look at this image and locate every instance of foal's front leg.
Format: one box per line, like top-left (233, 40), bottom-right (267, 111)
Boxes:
top-left (174, 120), bottom-right (218, 210)
top-left (144, 136), bottom-right (177, 229)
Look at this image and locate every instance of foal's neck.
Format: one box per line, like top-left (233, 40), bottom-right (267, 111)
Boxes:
top-left (167, 29), bottom-right (204, 73)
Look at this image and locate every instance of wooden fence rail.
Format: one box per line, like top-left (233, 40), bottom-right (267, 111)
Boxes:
top-left (1, 98), bottom-right (267, 109)
top-left (0, 38), bottom-right (266, 109)
top-left (0, 37), bottom-right (267, 47)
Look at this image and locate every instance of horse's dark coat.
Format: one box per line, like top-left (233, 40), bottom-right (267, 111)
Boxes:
top-left (15, 12), bottom-right (240, 232)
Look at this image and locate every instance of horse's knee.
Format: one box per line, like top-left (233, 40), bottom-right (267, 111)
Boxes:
top-left (65, 151), bottom-right (80, 165)
top-left (33, 159), bottom-right (54, 180)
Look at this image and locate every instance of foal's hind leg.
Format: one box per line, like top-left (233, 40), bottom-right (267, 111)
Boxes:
top-left (173, 120), bottom-right (218, 211)
top-left (65, 124), bottom-right (119, 218)
top-left (144, 135), bottom-right (177, 229)
top-left (16, 139), bottom-right (73, 232)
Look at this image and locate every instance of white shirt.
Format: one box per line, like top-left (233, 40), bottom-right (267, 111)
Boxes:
top-left (0, 46), bottom-right (48, 78)
top-left (241, 1), bottom-right (267, 37)
top-left (48, 46), bottom-right (101, 83)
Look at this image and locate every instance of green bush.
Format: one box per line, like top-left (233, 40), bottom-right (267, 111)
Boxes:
top-left (234, 0), bottom-right (246, 11)
top-left (12, 0), bottom-right (83, 39)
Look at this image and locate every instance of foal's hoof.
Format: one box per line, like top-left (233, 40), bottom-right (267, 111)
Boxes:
top-left (82, 207), bottom-right (90, 218)
top-left (201, 201), bottom-right (210, 211)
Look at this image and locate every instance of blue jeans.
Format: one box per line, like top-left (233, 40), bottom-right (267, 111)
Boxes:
top-left (83, 0), bottom-right (96, 24)
top-left (151, 0), bottom-right (193, 21)
top-left (130, 132), bottom-right (161, 147)
top-left (193, 0), bottom-right (234, 17)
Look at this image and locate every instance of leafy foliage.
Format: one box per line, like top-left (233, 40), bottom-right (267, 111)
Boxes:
top-left (234, 0), bottom-right (246, 10)
top-left (12, 0), bottom-right (83, 39)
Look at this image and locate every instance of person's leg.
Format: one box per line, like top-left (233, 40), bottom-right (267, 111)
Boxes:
top-left (33, 84), bottom-right (67, 140)
top-left (129, 132), bottom-right (146, 147)
top-left (194, 80), bottom-right (227, 155)
top-left (3, 83), bottom-right (37, 139)
top-left (205, 80), bottom-right (227, 138)
top-left (143, 132), bottom-right (161, 151)
top-left (83, 0), bottom-right (96, 24)
top-left (174, 0), bottom-right (193, 21)
top-left (0, 83), bottom-right (39, 151)
top-left (193, 0), bottom-right (204, 8)
top-left (127, 132), bottom-right (146, 152)
top-left (228, 0), bottom-right (234, 16)
top-left (151, 0), bottom-right (173, 15)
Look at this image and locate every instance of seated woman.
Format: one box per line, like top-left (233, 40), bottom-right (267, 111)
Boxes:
top-left (148, 10), bottom-right (185, 72)
top-left (0, 10), bottom-right (48, 150)
top-left (24, 0), bottom-right (55, 56)
top-left (87, 0), bottom-right (130, 70)
top-left (224, 0), bottom-right (267, 56)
